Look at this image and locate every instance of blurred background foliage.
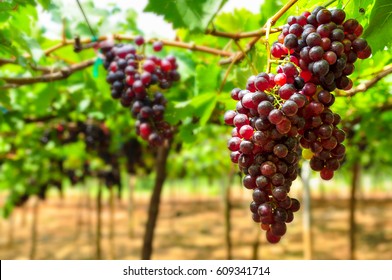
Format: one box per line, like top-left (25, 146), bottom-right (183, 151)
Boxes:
top-left (0, 0), bottom-right (391, 260)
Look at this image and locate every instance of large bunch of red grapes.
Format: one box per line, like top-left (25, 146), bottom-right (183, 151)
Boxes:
top-left (224, 6), bottom-right (371, 243)
top-left (99, 36), bottom-right (180, 146)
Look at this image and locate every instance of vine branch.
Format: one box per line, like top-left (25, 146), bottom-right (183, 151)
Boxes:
top-left (113, 34), bottom-right (233, 57)
top-left (219, 0), bottom-right (298, 66)
top-left (0, 58), bottom-right (95, 88)
top-left (24, 115), bottom-right (57, 123)
top-left (347, 103), bottom-right (392, 127)
top-left (205, 26), bottom-right (283, 40)
top-left (336, 64), bottom-right (392, 97)
top-left (1, 34), bottom-right (234, 68)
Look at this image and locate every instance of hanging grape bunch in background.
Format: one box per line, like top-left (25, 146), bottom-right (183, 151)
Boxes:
top-left (224, 6), bottom-right (371, 243)
top-left (100, 36), bottom-right (180, 146)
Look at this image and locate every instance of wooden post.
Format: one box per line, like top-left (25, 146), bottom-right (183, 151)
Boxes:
top-left (349, 161), bottom-right (361, 260)
top-left (7, 212), bottom-right (14, 248)
top-left (96, 182), bottom-right (103, 260)
top-left (128, 175), bottom-right (136, 238)
top-left (301, 161), bottom-right (313, 260)
top-left (86, 183), bottom-right (93, 240)
top-left (29, 198), bottom-right (39, 259)
top-left (109, 186), bottom-right (116, 259)
top-left (223, 166), bottom-right (235, 260)
top-left (75, 186), bottom-right (84, 240)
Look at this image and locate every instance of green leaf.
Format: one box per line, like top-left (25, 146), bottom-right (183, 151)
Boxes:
top-left (1, 199), bottom-right (14, 218)
top-left (88, 111), bottom-right (105, 120)
top-left (32, 86), bottom-right (56, 114)
top-left (38, 0), bottom-right (51, 9)
top-left (0, 11), bottom-right (11, 22)
top-left (259, 0), bottom-right (281, 26)
top-left (165, 100), bottom-right (191, 125)
top-left (0, 2), bottom-right (18, 11)
top-left (194, 64), bottom-right (221, 95)
top-left (17, 34), bottom-right (44, 63)
top-left (0, 92), bottom-right (12, 108)
top-left (177, 122), bottom-right (197, 143)
top-left (217, 92), bottom-right (236, 111)
top-left (344, 0), bottom-right (374, 24)
top-left (215, 8), bottom-right (261, 33)
top-left (121, 9), bottom-right (141, 34)
top-left (101, 100), bottom-right (117, 116)
top-left (190, 92), bottom-right (217, 125)
top-left (363, 0), bottom-right (392, 53)
top-left (77, 99), bottom-right (91, 112)
top-left (234, 63), bottom-right (253, 89)
top-left (144, 0), bottom-right (228, 31)
top-left (174, 52), bottom-right (196, 82)
top-left (336, 0), bottom-right (344, 9)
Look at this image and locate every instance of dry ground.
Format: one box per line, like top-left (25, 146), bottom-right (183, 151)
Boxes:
top-left (0, 189), bottom-right (391, 260)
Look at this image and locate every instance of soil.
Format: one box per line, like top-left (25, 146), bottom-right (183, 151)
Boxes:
top-left (1, 189), bottom-right (391, 260)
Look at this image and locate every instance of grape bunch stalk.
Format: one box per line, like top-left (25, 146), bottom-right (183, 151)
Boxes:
top-left (99, 36), bottom-right (180, 146)
top-left (224, 6), bottom-right (371, 243)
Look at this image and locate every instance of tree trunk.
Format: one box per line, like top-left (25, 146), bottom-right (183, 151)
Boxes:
top-left (349, 161), bottom-right (361, 260)
top-left (29, 198), bottom-right (39, 259)
top-left (301, 161), bottom-right (313, 260)
top-left (223, 166), bottom-right (235, 260)
top-left (109, 186), bottom-right (116, 259)
top-left (128, 175), bottom-right (136, 238)
top-left (96, 182), bottom-right (103, 260)
top-left (141, 143), bottom-right (171, 260)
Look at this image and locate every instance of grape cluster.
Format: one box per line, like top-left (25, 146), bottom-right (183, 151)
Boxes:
top-left (225, 69), bottom-right (349, 242)
top-left (225, 8), bottom-right (372, 244)
top-left (299, 89), bottom-right (346, 180)
top-left (271, 6), bottom-right (371, 91)
top-left (225, 72), bottom-right (304, 243)
top-left (99, 37), bottom-right (180, 146)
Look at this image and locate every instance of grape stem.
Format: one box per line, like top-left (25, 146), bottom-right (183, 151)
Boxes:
top-left (265, 19), bottom-right (273, 73)
top-left (218, 56), bottom-right (238, 95)
top-left (62, 18), bottom-right (67, 44)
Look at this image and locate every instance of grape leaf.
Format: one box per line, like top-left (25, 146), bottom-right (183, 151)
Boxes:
top-left (363, 0), bottom-right (392, 53)
top-left (32, 86), bottom-right (56, 114)
top-left (144, 0), bottom-right (228, 31)
top-left (165, 100), bottom-right (190, 125)
top-left (190, 92), bottom-right (217, 125)
top-left (177, 123), bottom-right (197, 143)
top-left (194, 64), bottom-right (221, 96)
top-left (18, 34), bottom-right (44, 63)
top-left (214, 8), bottom-right (261, 33)
top-left (259, 0), bottom-right (281, 26)
top-left (37, 0), bottom-right (50, 9)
